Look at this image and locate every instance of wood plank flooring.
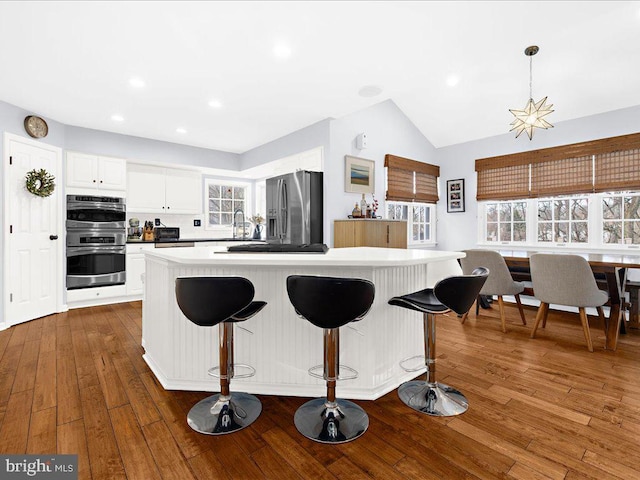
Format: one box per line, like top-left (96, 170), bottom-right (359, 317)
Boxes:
top-left (0, 301), bottom-right (639, 479)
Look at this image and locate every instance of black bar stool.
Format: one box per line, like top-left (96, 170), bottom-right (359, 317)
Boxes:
top-left (175, 276), bottom-right (266, 435)
top-left (286, 275), bottom-right (375, 444)
top-left (388, 267), bottom-right (488, 416)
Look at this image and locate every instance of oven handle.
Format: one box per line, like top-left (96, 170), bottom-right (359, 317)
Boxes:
top-left (67, 202), bottom-right (125, 212)
top-left (67, 246), bottom-right (126, 257)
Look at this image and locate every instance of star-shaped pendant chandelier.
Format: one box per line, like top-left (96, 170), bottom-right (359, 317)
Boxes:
top-left (509, 46), bottom-right (554, 140)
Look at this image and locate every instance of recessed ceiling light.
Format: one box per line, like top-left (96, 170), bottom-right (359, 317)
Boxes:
top-left (446, 74), bottom-right (460, 87)
top-left (129, 77), bottom-right (145, 88)
top-left (358, 85), bottom-right (383, 98)
top-left (176, 128), bottom-right (187, 134)
top-left (111, 114), bottom-right (124, 122)
top-left (208, 99), bottom-right (222, 108)
top-left (273, 42), bottom-right (292, 59)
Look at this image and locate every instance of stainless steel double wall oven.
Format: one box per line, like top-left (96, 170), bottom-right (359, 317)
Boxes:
top-left (66, 195), bottom-right (126, 289)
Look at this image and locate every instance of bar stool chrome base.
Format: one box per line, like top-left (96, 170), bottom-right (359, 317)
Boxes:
top-left (187, 393), bottom-right (262, 435)
top-left (294, 398), bottom-right (369, 444)
top-left (398, 380), bottom-right (468, 416)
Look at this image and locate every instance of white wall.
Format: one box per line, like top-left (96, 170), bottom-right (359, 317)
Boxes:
top-left (436, 105), bottom-right (640, 251)
top-left (326, 99), bottom-right (437, 245)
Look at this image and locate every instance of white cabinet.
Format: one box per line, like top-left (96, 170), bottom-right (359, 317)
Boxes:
top-left (126, 243), bottom-right (154, 297)
top-left (66, 152), bottom-right (127, 192)
top-left (127, 163), bottom-right (202, 214)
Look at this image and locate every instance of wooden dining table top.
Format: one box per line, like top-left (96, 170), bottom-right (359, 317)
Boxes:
top-left (496, 249), bottom-right (640, 270)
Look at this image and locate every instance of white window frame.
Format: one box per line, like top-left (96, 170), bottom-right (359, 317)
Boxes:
top-left (386, 201), bottom-right (437, 246)
top-left (478, 191), bottom-right (640, 252)
top-left (204, 178), bottom-right (253, 231)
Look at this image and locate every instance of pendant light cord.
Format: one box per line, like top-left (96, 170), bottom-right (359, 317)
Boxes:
top-left (529, 54), bottom-right (533, 100)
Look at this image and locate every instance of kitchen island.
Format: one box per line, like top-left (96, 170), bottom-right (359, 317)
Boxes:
top-left (142, 246), bottom-right (465, 400)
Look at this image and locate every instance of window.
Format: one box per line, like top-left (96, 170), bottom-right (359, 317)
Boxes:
top-left (602, 193), bottom-right (640, 245)
top-left (205, 180), bottom-right (250, 229)
top-left (387, 201), bottom-right (436, 245)
top-left (537, 197), bottom-right (588, 244)
top-left (485, 201), bottom-right (527, 242)
top-left (480, 192), bottom-right (640, 249)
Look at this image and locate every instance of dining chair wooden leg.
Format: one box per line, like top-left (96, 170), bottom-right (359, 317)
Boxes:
top-left (460, 311), bottom-right (469, 324)
top-left (541, 303), bottom-right (549, 328)
top-left (578, 307), bottom-right (594, 352)
top-left (515, 294), bottom-right (527, 325)
top-left (530, 302), bottom-right (547, 338)
top-left (497, 296), bottom-right (507, 333)
top-left (597, 306), bottom-right (607, 338)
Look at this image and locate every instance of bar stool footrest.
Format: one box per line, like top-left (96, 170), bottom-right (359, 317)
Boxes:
top-left (208, 364), bottom-right (256, 379)
top-left (308, 364), bottom-right (358, 381)
top-left (399, 355), bottom-right (427, 372)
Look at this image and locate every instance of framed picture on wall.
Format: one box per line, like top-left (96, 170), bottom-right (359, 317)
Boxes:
top-left (446, 178), bottom-right (465, 213)
top-left (345, 155), bottom-right (375, 194)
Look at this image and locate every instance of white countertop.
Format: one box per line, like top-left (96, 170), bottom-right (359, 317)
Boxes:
top-left (144, 246), bottom-right (464, 267)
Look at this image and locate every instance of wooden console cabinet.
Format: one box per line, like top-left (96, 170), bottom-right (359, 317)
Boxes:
top-left (334, 219), bottom-right (407, 249)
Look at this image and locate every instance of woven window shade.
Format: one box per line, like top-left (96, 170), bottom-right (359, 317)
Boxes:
top-left (595, 148), bottom-right (640, 192)
top-left (476, 164), bottom-right (529, 200)
top-left (385, 154), bottom-right (439, 203)
top-left (531, 155), bottom-right (593, 196)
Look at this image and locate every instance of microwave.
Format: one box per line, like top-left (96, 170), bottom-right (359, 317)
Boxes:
top-left (155, 227), bottom-right (180, 241)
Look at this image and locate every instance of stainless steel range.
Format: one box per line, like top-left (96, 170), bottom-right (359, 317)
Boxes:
top-left (66, 195), bottom-right (126, 289)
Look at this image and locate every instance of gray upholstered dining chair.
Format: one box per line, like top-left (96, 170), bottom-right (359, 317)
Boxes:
top-left (529, 253), bottom-right (608, 352)
top-left (460, 249), bottom-right (527, 332)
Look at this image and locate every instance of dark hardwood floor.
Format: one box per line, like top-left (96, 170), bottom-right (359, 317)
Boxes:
top-left (0, 300), bottom-right (639, 479)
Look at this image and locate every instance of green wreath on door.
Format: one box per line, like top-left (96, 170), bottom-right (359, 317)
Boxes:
top-left (25, 169), bottom-right (56, 197)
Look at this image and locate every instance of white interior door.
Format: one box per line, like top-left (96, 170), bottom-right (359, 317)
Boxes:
top-left (4, 134), bottom-right (62, 327)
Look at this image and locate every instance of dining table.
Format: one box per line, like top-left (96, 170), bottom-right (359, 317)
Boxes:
top-left (497, 250), bottom-right (640, 351)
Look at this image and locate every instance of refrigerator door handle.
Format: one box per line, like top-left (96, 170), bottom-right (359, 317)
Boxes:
top-left (281, 180), bottom-right (288, 239)
top-left (276, 178), bottom-right (283, 239)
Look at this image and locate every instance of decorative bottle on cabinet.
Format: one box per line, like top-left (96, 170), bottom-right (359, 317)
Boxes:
top-left (352, 203), bottom-right (361, 217)
top-left (360, 194), bottom-right (367, 215)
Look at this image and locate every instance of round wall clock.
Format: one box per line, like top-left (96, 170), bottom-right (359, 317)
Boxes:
top-left (24, 115), bottom-right (49, 138)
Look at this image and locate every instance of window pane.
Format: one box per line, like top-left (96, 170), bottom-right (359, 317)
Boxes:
top-left (513, 202), bottom-right (526, 222)
top-left (571, 199), bottom-right (588, 220)
top-left (221, 200), bottom-right (232, 212)
top-left (624, 221), bottom-right (640, 244)
top-left (571, 222), bottom-right (588, 243)
top-left (513, 223), bottom-right (526, 241)
top-left (222, 187), bottom-right (233, 199)
top-left (538, 201), bottom-right (552, 221)
top-left (486, 204), bottom-right (498, 222)
top-left (209, 184), bottom-right (220, 198)
top-left (555, 200), bottom-right (569, 221)
top-left (233, 187), bottom-right (245, 200)
top-left (603, 221), bottom-right (622, 244)
top-left (499, 223), bottom-right (511, 242)
top-left (413, 207), bottom-right (420, 223)
top-left (538, 222), bottom-right (552, 242)
top-left (424, 225), bottom-right (430, 240)
top-left (401, 205), bottom-right (408, 218)
top-left (386, 204), bottom-right (395, 218)
top-left (233, 200), bottom-right (245, 212)
top-left (412, 224), bottom-right (419, 241)
top-left (556, 222), bottom-right (569, 242)
top-left (487, 223), bottom-right (498, 242)
top-left (499, 204), bottom-right (512, 222)
top-left (424, 208), bottom-right (430, 223)
top-left (209, 199), bottom-right (219, 212)
top-left (603, 197), bottom-right (621, 220)
top-left (209, 213), bottom-right (219, 225)
top-left (624, 196), bottom-right (640, 219)
top-left (221, 213), bottom-right (232, 225)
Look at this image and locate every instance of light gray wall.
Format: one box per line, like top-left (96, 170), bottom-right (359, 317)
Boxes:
top-left (436, 105), bottom-right (640, 251)
top-left (65, 125), bottom-right (240, 170)
top-left (327, 99), bottom-right (437, 245)
top-left (240, 118), bottom-right (331, 170)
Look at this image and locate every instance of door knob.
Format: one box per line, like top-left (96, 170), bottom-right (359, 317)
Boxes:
top-left (49, 235), bottom-right (58, 240)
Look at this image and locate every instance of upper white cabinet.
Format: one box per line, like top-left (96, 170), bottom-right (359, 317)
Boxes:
top-left (66, 151), bottom-right (127, 193)
top-left (127, 163), bottom-right (202, 214)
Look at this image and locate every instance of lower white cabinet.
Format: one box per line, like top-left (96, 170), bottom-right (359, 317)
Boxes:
top-left (126, 243), bottom-right (154, 297)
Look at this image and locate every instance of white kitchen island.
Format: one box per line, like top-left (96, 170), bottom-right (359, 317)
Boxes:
top-left (142, 246), bottom-right (465, 400)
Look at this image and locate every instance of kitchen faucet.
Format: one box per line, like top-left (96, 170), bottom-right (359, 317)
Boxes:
top-left (233, 208), bottom-right (246, 239)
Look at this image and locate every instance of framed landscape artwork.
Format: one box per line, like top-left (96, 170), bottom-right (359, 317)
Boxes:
top-left (447, 178), bottom-right (465, 213)
top-left (345, 155), bottom-right (375, 194)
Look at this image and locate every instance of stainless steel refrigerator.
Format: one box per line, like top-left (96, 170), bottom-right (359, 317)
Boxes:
top-left (266, 170), bottom-right (323, 244)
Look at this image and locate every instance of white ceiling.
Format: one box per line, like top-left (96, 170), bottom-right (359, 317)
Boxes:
top-left (1, 1), bottom-right (639, 154)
